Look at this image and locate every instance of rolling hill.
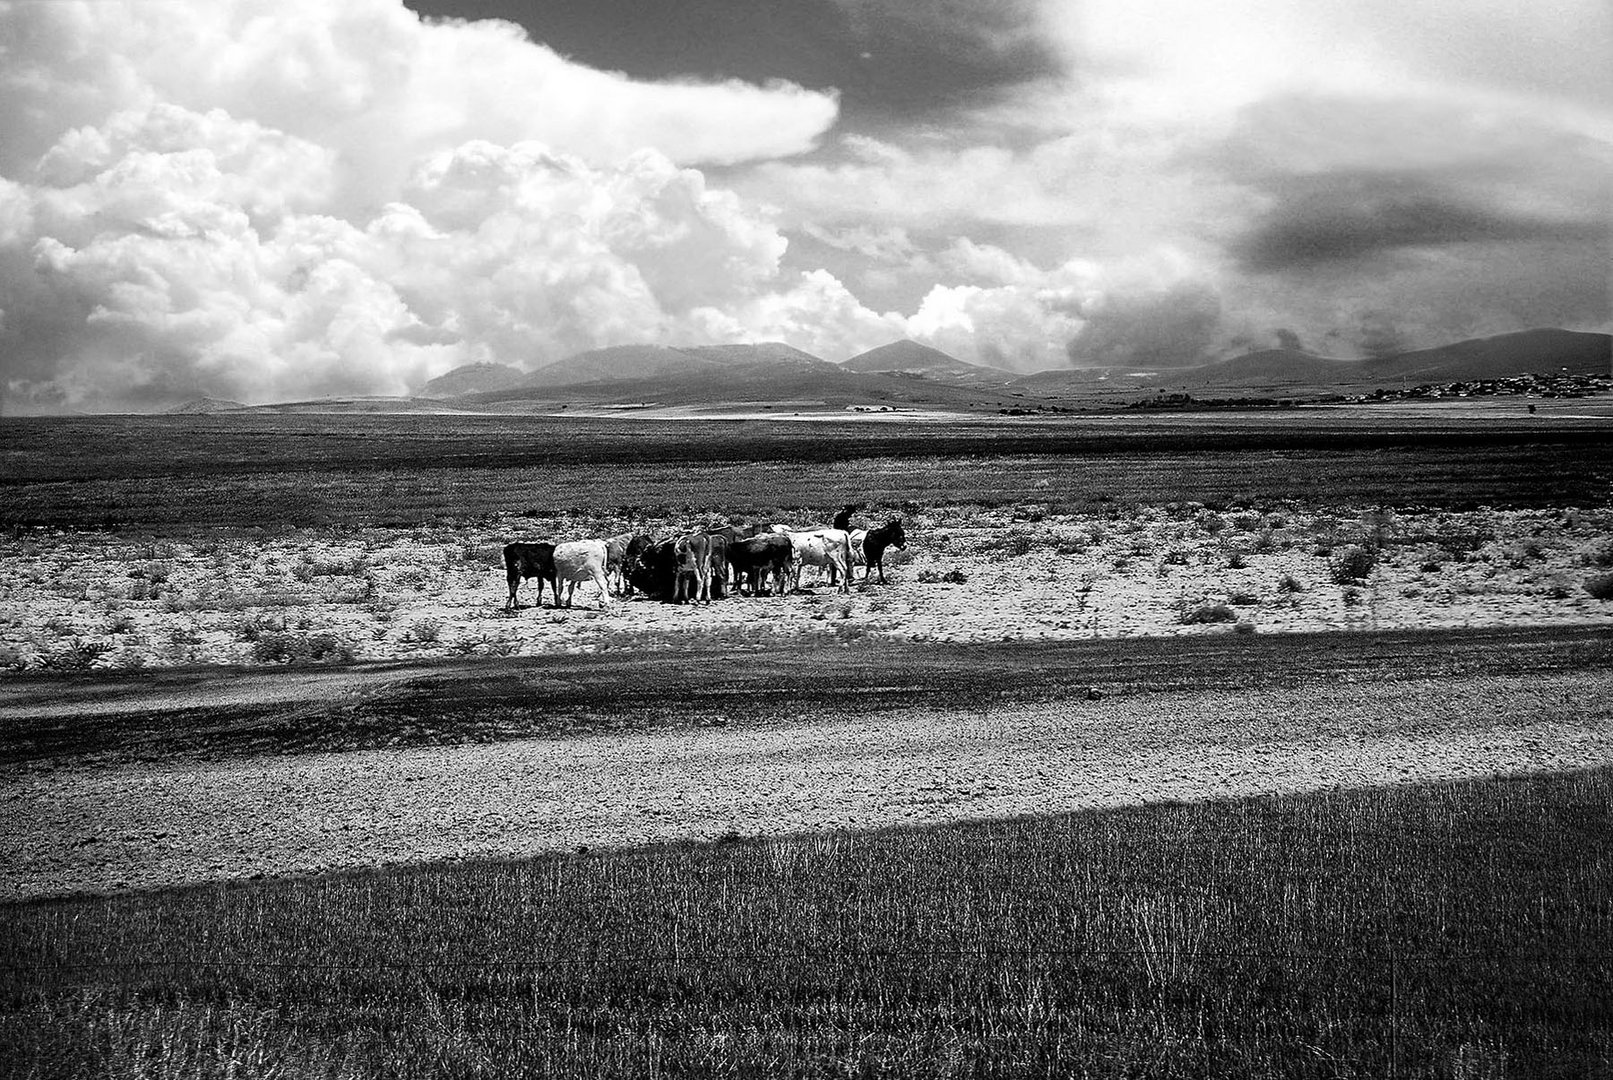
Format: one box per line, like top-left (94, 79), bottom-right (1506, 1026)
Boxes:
top-left (418, 362), bottom-right (527, 399)
top-left (841, 340), bottom-right (1009, 379)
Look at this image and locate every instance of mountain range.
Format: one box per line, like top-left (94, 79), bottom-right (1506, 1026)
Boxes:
top-left (175, 328), bottom-right (1609, 415)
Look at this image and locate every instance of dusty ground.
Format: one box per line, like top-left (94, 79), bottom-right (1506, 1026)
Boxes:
top-left (3, 503), bottom-right (1609, 672)
top-left (5, 665), bottom-right (1610, 901)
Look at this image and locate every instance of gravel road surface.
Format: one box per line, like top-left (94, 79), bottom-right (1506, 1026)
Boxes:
top-left (6, 666), bottom-right (1610, 901)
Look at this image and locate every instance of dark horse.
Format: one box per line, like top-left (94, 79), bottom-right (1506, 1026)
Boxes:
top-left (503, 541), bottom-right (557, 609)
top-left (862, 518), bottom-right (907, 584)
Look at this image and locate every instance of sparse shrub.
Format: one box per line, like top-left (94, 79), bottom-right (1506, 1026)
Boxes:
top-left (1181, 603), bottom-right (1236, 624)
top-left (991, 529), bottom-right (1035, 557)
top-left (407, 617), bottom-right (443, 643)
top-left (1438, 529), bottom-right (1494, 560)
top-left (1201, 514), bottom-right (1226, 535)
top-left (393, 567), bottom-right (432, 590)
top-left (1420, 561), bottom-right (1442, 574)
top-left (1226, 551), bottom-right (1247, 570)
top-left (1228, 590), bottom-right (1259, 606)
top-left (42, 639), bottom-right (110, 671)
top-left (1581, 541), bottom-right (1613, 568)
top-left (1545, 580), bottom-right (1573, 600)
top-left (1232, 620), bottom-right (1257, 635)
top-left (1342, 587), bottom-right (1363, 607)
top-left (0, 644), bottom-right (27, 671)
top-left (251, 631), bottom-right (357, 665)
top-left (1329, 545), bottom-right (1377, 583)
top-left (1252, 530), bottom-right (1278, 555)
top-left (1161, 549), bottom-right (1189, 566)
top-left (1585, 573), bottom-right (1613, 601)
top-left (1231, 512), bottom-right (1262, 532)
top-left (1277, 574), bottom-right (1304, 594)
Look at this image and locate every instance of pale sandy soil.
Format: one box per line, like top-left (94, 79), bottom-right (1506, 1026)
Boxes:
top-left (4, 670), bottom-right (1609, 901)
top-left (2, 504), bottom-right (1608, 672)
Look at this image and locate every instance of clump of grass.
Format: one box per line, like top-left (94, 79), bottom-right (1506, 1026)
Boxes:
top-left (1277, 573), bottom-right (1304, 594)
top-left (1585, 573), bottom-right (1613, 601)
top-left (917, 569), bottom-right (969, 585)
top-left (989, 529), bottom-right (1035, 558)
top-left (1227, 590), bottom-right (1259, 606)
top-left (1181, 602), bottom-right (1236, 624)
top-left (1581, 540), bottom-right (1613, 568)
top-left (1329, 545), bottom-right (1378, 584)
top-left (406, 617), bottom-right (443, 643)
top-left (249, 631), bottom-right (357, 665)
top-left (1226, 550), bottom-right (1247, 570)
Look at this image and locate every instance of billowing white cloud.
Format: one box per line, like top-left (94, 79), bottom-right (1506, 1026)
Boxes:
top-left (0, 0), bottom-right (849, 410)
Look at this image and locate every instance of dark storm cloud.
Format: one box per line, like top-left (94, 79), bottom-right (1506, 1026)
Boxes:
top-left (1228, 172), bottom-right (1594, 273)
top-left (405, 0), bottom-right (1061, 122)
top-left (1065, 282), bottom-right (1224, 369)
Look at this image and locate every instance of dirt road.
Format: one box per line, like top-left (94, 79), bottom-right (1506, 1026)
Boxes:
top-left (5, 631), bottom-right (1611, 901)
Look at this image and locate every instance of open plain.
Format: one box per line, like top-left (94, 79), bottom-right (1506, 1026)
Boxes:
top-left (3, 404), bottom-right (1612, 1076)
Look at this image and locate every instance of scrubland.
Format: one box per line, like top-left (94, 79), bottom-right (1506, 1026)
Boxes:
top-left (1, 502), bottom-right (1609, 673)
top-left (3, 410), bottom-right (1612, 1077)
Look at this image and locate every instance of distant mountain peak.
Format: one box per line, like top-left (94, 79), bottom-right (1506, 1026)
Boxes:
top-left (843, 340), bottom-right (1004, 376)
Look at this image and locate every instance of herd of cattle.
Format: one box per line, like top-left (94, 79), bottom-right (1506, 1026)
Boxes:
top-left (502, 505), bottom-right (908, 610)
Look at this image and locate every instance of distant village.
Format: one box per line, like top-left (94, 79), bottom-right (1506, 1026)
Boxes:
top-left (1349, 371), bottom-right (1612, 403)
top-left (1127, 370), bottom-right (1611, 411)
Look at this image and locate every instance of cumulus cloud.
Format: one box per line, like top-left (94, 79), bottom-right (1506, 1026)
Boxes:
top-left (0, 0), bottom-right (848, 410)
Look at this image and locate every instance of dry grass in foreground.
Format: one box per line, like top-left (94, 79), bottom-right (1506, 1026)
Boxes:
top-left (4, 768), bottom-right (1610, 1078)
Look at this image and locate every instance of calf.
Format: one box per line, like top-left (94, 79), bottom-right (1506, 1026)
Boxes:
top-left (503, 541), bottom-right (556, 609)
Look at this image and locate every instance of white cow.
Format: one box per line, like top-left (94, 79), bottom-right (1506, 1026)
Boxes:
top-left (551, 539), bottom-right (612, 609)
top-left (847, 528), bottom-right (868, 570)
top-left (782, 528), bottom-right (853, 593)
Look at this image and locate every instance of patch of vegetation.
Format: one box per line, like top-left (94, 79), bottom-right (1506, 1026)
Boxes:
top-left (917, 569), bottom-right (969, 585)
top-left (1328, 545), bottom-right (1378, 584)
top-left (1585, 573), bottom-right (1613, 602)
top-left (6, 771), bottom-right (1611, 1077)
top-left (1181, 602), bottom-right (1237, 624)
top-left (249, 631), bottom-right (358, 665)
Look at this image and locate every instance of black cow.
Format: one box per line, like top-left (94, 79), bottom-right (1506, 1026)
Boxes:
top-left (728, 534), bottom-right (794, 596)
top-left (503, 541), bottom-right (557, 609)
top-left (862, 518), bottom-right (907, 584)
top-left (622, 534), bottom-right (672, 599)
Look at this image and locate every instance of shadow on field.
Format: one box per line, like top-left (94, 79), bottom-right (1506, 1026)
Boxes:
top-left (2, 625), bottom-right (1609, 766)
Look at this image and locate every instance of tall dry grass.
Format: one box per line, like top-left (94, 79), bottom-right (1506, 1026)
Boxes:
top-left (4, 769), bottom-right (1610, 1077)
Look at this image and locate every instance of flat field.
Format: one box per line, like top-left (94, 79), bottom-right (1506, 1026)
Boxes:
top-left (2, 405), bottom-right (1612, 1077)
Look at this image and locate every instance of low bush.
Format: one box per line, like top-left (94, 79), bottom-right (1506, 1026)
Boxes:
top-left (1585, 573), bottom-right (1613, 601)
top-left (1181, 602), bottom-right (1236, 624)
top-left (250, 631), bottom-right (357, 665)
top-left (1581, 541), bottom-right (1613, 568)
top-left (407, 617), bottom-right (443, 644)
top-left (1277, 574), bottom-right (1304, 594)
top-left (918, 569), bottom-right (969, 585)
top-left (1329, 545), bottom-right (1377, 583)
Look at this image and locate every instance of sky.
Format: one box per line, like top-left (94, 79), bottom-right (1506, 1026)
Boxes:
top-left (1, 0), bottom-right (1609, 410)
